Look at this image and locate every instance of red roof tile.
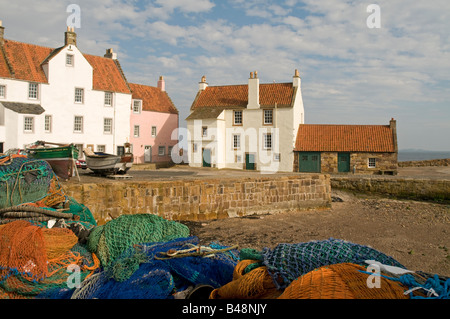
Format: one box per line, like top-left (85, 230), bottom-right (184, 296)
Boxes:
top-left (0, 39), bottom-right (130, 93)
top-left (295, 124), bottom-right (396, 153)
top-left (191, 82), bottom-right (295, 109)
top-left (83, 54), bottom-right (130, 94)
top-left (0, 40), bottom-right (53, 83)
top-left (129, 83), bottom-right (178, 114)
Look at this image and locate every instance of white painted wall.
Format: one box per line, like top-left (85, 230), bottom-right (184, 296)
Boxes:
top-left (0, 45), bottom-right (131, 156)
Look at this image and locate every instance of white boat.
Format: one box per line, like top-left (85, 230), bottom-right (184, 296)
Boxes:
top-left (84, 147), bottom-right (133, 175)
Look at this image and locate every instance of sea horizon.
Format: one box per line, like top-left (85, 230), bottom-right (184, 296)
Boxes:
top-left (398, 150), bottom-right (450, 162)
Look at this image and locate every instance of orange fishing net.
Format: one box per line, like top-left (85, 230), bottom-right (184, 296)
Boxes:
top-left (278, 263), bottom-right (410, 299)
top-left (0, 220), bottom-right (100, 298)
top-left (210, 259), bottom-right (282, 299)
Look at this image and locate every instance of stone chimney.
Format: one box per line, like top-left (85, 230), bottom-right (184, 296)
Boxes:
top-left (199, 75), bottom-right (208, 91)
top-left (390, 118), bottom-right (398, 153)
top-left (0, 20), bottom-right (5, 46)
top-left (293, 69), bottom-right (301, 88)
top-left (64, 26), bottom-right (77, 46)
top-left (157, 75), bottom-right (165, 91)
top-left (247, 70), bottom-right (260, 109)
top-left (104, 48), bottom-right (117, 59)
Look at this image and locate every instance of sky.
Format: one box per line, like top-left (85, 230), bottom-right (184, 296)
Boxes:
top-left (0, 0), bottom-right (449, 151)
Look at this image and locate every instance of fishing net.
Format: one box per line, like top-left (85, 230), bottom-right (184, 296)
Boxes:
top-left (256, 238), bottom-right (406, 289)
top-left (210, 259), bottom-right (281, 299)
top-left (71, 237), bottom-right (238, 299)
top-left (0, 155), bottom-right (65, 209)
top-left (277, 263), bottom-right (410, 299)
top-left (86, 214), bottom-right (190, 267)
top-left (0, 220), bottom-right (99, 299)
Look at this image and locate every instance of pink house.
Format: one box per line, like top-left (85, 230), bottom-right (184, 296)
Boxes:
top-left (129, 77), bottom-right (179, 164)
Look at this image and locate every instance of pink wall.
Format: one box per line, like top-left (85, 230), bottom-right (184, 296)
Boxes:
top-left (130, 111), bottom-right (179, 164)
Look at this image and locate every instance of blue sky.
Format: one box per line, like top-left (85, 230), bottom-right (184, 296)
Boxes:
top-left (1, 0), bottom-right (449, 151)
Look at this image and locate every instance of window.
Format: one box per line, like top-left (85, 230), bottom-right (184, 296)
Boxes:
top-left (24, 117), bottom-right (34, 132)
top-left (28, 83), bottom-right (38, 99)
top-left (235, 155), bottom-right (242, 163)
top-left (133, 100), bottom-right (141, 113)
top-left (151, 126), bottom-right (157, 137)
top-left (168, 146), bottom-right (173, 156)
top-left (263, 109), bottom-right (273, 125)
top-left (368, 158), bottom-right (376, 168)
top-left (104, 92), bottom-right (113, 107)
top-left (158, 146), bottom-right (165, 156)
top-left (104, 118), bottom-right (113, 134)
top-left (74, 88), bottom-right (84, 103)
top-left (193, 143), bottom-right (198, 153)
top-left (274, 153), bottom-right (280, 162)
top-left (0, 85), bottom-right (5, 98)
top-left (66, 54), bottom-right (74, 66)
top-left (134, 125), bottom-right (140, 137)
top-left (97, 145), bottom-right (106, 152)
top-left (263, 133), bottom-right (272, 150)
top-left (44, 115), bottom-right (52, 133)
top-left (74, 116), bottom-right (83, 132)
top-left (233, 110), bottom-right (242, 125)
top-left (233, 134), bottom-right (240, 149)
top-left (202, 126), bottom-right (208, 137)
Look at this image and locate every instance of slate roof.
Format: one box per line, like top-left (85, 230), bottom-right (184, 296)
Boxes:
top-left (0, 101), bottom-right (45, 114)
top-left (129, 83), bottom-right (178, 114)
top-left (294, 124), bottom-right (397, 153)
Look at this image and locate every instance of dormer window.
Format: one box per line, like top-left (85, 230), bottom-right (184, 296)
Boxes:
top-left (66, 54), bottom-right (74, 66)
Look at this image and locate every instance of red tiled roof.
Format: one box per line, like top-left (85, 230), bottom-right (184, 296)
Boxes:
top-left (0, 40), bottom-right (53, 83)
top-left (295, 124), bottom-right (396, 153)
top-left (191, 82), bottom-right (295, 109)
top-left (84, 54), bottom-right (130, 94)
top-left (129, 83), bottom-right (178, 114)
top-left (0, 39), bottom-right (130, 93)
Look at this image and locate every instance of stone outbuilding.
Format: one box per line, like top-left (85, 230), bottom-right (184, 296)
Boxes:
top-left (294, 118), bottom-right (398, 175)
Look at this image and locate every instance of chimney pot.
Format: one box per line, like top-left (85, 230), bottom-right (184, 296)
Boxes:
top-left (199, 75), bottom-right (208, 91)
top-left (104, 48), bottom-right (117, 59)
top-left (157, 75), bottom-right (165, 91)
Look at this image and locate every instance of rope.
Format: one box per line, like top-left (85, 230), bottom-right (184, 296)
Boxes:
top-left (154, 244), bottom-right (239, 260)
top-left (0, 205), bottom-right (76, 220)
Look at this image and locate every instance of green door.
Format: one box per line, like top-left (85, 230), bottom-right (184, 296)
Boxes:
top-left (337, 153), bottom-right (350, 172)
top-left (202, 148), bottom-right (211, 167)
top-left (298, 152), bottom-right (321, 173)
top-left (245, 153), bottom-right (255, 170)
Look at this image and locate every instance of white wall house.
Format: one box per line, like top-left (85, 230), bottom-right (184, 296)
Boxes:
top-left (0, 22), bottom-right (178, 160)
top-left (186, 70), bottom-right (305, 173)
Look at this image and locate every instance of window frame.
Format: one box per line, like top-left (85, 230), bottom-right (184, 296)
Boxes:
top-left (44, 115), bottom-right (52, 133)
top-left (263, 109), bottom-right (273, 125)
top-left (104, 118), bottom-right (113, 134)
top-left (233, 134), bottom-right (240, 150)
top-left (23, 116), bottom-right (34, 133)
top-left (158, 146), bottom-right (166, 156)
top-left (133, 125), bottom-right (140, 138)
top-left (151, 126), bottom-right (157, 137)
top-left (233, 110), bottom-right (243, 126)
top-left (28, 82), bottom-right (39, 100)
top-left (133, 100), bottom-right (142, 113)
top-left (66, 54), bottom-right (74, 67)
top-left (74, 116), bottom-right (83, 133)
top-left (74, 88), bottom-right (84, 104)
top-left (0, 84), bottom-right (6, 99)
top-left (368, 158), bottom-right (376, 168)
top-left (263, 133), bottom-right (272, 150)
top-left (104, 92), bottom-right (113, 107)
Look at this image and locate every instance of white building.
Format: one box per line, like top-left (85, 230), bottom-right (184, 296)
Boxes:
top-left (186, 70), bottom-right (305, 173)
top-left (0, 22), bottom-right (178, 159)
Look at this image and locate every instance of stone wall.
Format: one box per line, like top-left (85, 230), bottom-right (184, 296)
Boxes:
top-left (399, 158), bottom-right (450, 167)
top-left (63, 174), bottom-right (331, 225)
top-left (350, 152), bottom-right (398, 175)
top-left (331, 176), bottom-right (450, 201)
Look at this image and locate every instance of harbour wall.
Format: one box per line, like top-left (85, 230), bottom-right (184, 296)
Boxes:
top-left (63, 174), bottom-right (332, 225)
top-left (331, 176), bottom-right (450, 201)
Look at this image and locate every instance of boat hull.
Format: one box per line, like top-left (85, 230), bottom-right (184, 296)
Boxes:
top-left (85, 152), bottom-right (133, 175)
